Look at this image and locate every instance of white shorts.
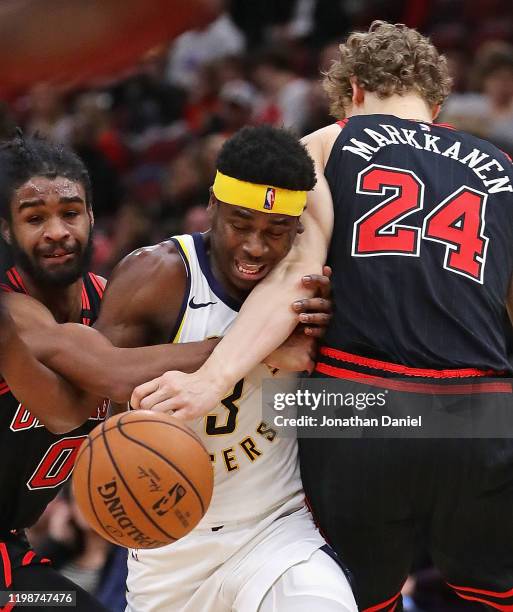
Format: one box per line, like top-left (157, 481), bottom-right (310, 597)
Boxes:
top-left (125, 503), bottom-right (356, 612)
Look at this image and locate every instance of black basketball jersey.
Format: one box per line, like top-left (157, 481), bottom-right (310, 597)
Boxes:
top-left (319, 115), bottom-right (513, 376)
top-left (0, 266), bottom-right (107, 531)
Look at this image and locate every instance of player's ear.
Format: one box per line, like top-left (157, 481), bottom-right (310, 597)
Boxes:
top-left (432, 104), bottom-right (441, 120)
top-left (207, 192), bottom-right (217, 222)
top-left (0, 218), bottom-right (12, 245)
top-left (207, 190), bottom-right (217, 211)
top-left (87, 206), bottom-right (94, 227)
top-left (350, 77), bottom-right (365, 106)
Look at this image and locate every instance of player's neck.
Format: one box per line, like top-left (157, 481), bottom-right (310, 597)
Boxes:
top-left (19, 270), bottom-right (84, 323)
top-left (347, 93), bottom-right (434, 123)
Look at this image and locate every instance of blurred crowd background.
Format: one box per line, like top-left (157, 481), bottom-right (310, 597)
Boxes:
top-left (3, 0), bottom-right (513, 609)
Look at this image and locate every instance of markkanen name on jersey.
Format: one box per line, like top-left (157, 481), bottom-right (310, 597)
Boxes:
top-left (343, 123), bottom-right (513, 194)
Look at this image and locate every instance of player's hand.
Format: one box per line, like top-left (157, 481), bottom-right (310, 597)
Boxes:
top-left (292, 266), bottom-right (332, 338)
top-left (264, 327), bottom-right (316, 373)
top-left (130, 369), bottom-right (226, 420)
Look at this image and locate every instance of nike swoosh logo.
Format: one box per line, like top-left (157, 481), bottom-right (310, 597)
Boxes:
top-left (189, 297), bottom-right (217, 309)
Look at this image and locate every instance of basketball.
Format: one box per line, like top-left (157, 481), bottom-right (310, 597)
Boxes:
top-left (72, 410), bottom-right (214, 549)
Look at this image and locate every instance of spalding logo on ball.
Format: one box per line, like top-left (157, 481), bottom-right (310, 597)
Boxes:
top-left (72, 411), bottom-right (214, 549)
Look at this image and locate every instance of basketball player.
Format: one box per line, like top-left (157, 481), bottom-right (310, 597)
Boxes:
top-left (90, 126), bottom-right (357, 611)
top-left (0, 134), bottom-right (241, 611)
top-left (134, 22), bottom-right (513, 611)
top-left (0, 135), bottom-right (111, 611)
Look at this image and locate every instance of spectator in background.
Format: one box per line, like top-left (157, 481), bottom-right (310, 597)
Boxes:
top-left (24, 82), bottom-right (74, 144)
top-left (166, 12), bottom-right (245, 90)
top-left (181, 205), bottom-right (210, 234)
top-left (441, 42), bottom-right (513, 151)
top-left (197, 133), bottom-right (228, 183)
top-left (251, 47), bottom-right (312, 133)
top-left (71, 93), bottom-right (124, 219)
top-left (112, 50), bottom-right (186, 135)
top-left (202, 80), bottom-right (258, 137)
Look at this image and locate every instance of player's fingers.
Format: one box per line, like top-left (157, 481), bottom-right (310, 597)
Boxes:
top-left (293, 297), bottom-right (331, 314)
top-left (140, 398), bottom-right (179, 414)
top-left (138, 387), bottom-right (179, 411)
top-left (171, 405), bottom-right (199, 421)
top-left (299, 312), bottom-right (332, 325)
top-left (130, 378), bottom-right (160, 408)
top-left (322, 265), bottom-right (332, 279)
top-left (301, 273), bottom-right (330, 292)
top-left (303, 326), bottom-right (326, 338)
top-left (296, 297), bottom-right (332, 314)
top-left (137, 391), bottom-right (166, 411)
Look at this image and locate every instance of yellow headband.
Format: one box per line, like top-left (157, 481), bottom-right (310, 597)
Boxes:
top-left (212, 171), bottom-right (306, 216)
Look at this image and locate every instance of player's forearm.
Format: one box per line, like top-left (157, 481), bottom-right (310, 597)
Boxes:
top-left (106, 340), bottom-right (220, 401)
top-left (35, 324), bottom-right (220, 402)
top-left (0, 322), bottom-right (98, 434)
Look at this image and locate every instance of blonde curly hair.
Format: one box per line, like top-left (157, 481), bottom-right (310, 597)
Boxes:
top-left (323, 21), bottom-right (452, 118)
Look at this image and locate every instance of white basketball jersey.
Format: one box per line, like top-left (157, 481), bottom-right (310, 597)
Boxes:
top-left (171, 233), bottom-right (303, 527)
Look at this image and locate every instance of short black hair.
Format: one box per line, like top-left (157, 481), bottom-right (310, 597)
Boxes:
top-left (216, 126), bottom-right (316, 191)
top-left (0, 132), bottom-right (92, 222)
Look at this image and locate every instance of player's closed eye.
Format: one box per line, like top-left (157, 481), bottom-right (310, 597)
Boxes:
top-left (231, 223), bottom-right (250, 232)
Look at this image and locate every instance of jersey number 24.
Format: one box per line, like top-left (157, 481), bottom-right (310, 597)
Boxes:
top-left (352, 164), bottom-right (488, 283)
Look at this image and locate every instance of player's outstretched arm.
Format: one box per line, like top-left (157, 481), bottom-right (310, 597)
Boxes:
top-left (8, 243), bottom-right (221, 403)
top-left (0, 293), bottom-right (101, 434)
top-left (131, 128), bottom-right (336, 417)
top-left (29, 322), bottom-right (219, 403)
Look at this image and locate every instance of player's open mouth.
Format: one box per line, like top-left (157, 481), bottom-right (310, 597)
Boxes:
top-left (234, 260), bottom-right (269, 281)
top-left (42, 251), bottom-right (75, 262)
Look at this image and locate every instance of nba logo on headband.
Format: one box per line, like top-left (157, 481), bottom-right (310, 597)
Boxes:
top-left (264, 187), bottom-right (275, 210)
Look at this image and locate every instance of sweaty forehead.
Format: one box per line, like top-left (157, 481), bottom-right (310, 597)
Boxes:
top-left (15, 176), bottom-right (85, 202)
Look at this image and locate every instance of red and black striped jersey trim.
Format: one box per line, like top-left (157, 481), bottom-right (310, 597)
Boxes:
top-left (316, 346), bottom-right (512, 395)
top-left (3, 267), bottom-right (27, 294)
top-left (362, 590), bottom-right (402, 612)
top-left (318, 346), bottom-right (504, 379)
top-left (448, 582), bottom-right (513, 610)
top-left (80, 272), bottom-right (104, 325)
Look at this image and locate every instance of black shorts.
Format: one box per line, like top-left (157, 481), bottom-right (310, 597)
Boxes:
top-left (0, 531), bottom-right (108, 611)
top-left (299, 370), bottom-right (513, 611)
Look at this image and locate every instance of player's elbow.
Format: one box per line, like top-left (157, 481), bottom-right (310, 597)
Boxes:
top-left (43, 414), bottom-right (85, 435)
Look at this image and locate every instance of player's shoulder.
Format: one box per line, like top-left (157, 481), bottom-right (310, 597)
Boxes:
top-left (302, 124), bottom-right (342, 167)
top-left (120, 239), bottom-right (181, 264)
top-left (302, 123), bottom-right (341, 146)
top-left (111, 239), bottom-right (186, 285)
